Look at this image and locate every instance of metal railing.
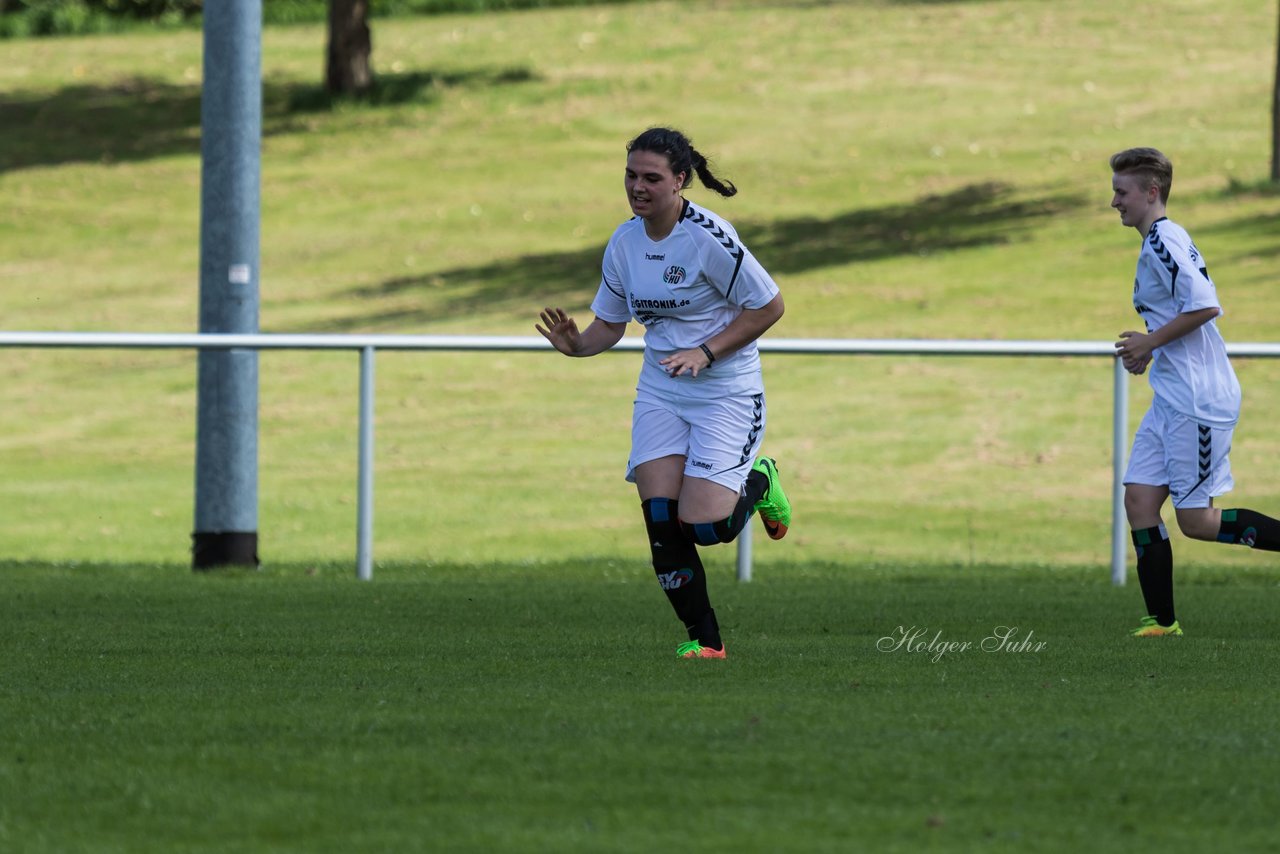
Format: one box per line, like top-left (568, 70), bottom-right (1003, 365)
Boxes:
top-left (5, 331), bottom-right (1278, 583)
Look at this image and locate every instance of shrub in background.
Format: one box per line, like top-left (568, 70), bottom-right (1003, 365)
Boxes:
top-left (0, 0), bottom-right (645, 38)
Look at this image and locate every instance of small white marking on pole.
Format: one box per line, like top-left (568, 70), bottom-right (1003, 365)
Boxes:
top-left (228, 264), bottom-right (251, 285)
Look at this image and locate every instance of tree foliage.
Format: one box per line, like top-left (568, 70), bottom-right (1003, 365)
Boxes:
top-left (5, 0), bottom-right (200, 18)
top-left (1, 0), bottom-right (646, 38)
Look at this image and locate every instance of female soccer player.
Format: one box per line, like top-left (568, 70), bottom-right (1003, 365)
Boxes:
top-left (1110, 147), bottom-right (1280, 637)
top-left (536, 127), bottom-right (791, 659)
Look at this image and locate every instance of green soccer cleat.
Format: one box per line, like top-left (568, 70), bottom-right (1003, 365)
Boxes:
top-left (1130, 616), bottom-right (1183, 637)
top-left (752, 456), bottom-right (791, 540)
top-left (676, 640), bottom-right (726, 659)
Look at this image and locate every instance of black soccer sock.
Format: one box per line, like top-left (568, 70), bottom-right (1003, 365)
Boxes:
top-left (681, 468), bottom-right (770, 547)
top-left (1217, 509), bottom-right (1280, 552)
top-left (641, 498), bottom-right (719, 648)
top-left (688, 609), bottom-right (722, 650)
top-left (1132, 524), bottom-right (1175, 626)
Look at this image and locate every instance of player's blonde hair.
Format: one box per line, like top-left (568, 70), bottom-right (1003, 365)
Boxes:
top-left (1110, 147), bottom-right (1173, 204)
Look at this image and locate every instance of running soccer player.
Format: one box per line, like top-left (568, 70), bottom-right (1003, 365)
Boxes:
top-left (536, 127), bottom-right (791, 660)
top-left (1110, 147), bottom-right (1280, 637)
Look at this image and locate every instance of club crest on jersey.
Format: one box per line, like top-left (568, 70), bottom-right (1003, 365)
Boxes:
top-left (663, 265), bottom-right (686, 285)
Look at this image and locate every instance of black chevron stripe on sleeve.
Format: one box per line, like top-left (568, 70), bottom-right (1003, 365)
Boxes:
top-left (684, 207), bottom-right (747, 295)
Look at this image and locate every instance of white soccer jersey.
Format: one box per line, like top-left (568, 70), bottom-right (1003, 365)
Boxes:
top-left (591, 199), bottom-right (780, 398)
top-left (1132, 217), bottom-right (1240, 427)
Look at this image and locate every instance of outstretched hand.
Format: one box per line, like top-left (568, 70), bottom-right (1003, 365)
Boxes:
top-left (536, 307), bottom-right (582, 356)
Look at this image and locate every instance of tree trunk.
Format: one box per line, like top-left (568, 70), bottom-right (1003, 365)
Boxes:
top-left (1273, 1), bottom-right (1280, 181)
top-left (326, 0), bottom-right (374, 96)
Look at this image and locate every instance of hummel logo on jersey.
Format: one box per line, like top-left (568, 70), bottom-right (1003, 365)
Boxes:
top-left (645, 253), bottom-right (665, 261)
top-left (658, 569), bottom-right (694, 590)
top-left (664, 265), bottom-right (686, 285)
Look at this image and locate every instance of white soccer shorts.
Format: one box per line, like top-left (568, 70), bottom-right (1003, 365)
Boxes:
top-left (625, 389), bottom-right (766, 493)
top-left (1124, 396), bottom-right (1234, 509)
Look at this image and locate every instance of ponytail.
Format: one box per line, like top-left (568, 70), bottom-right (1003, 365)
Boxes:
top-left (690, 149), bottom-right (737, 198)
top-left (627, 127), bottom-right (738, 198)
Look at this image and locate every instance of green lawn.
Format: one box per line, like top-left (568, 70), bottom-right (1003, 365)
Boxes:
top-left (7, 0), bottom-right (1278, 337)
top-left (3, 1), bottom-right (1280, 849)
top-left (4, 562), bottom-right (1280, 852)
top-left (3, 0), bottom-right (1279, 571)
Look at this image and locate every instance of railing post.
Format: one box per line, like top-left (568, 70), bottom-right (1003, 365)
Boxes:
top-left (736, 521), bottom-right (753, 582)
top-left (1111, 356), bottom-right (1129, 586)
top-left (356, 346), bottom-right (375, 580)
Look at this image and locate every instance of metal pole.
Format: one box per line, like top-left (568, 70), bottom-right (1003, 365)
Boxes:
top-left (193, 0), bottom-right (262, 570)
top-left (356, 347), bottom-right (375, 580)
top-left (736, 521), bottom-right (753, 582)
top-left (1111, 357), bottom-right (1129, 585)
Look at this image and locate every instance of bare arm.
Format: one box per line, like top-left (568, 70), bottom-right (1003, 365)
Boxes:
top-left (536, 307), bottom-right (627, 357)
top-left (662, 293), bottom-right (786, 378)
top-left (1115, 307), bottom-right (1220, 374)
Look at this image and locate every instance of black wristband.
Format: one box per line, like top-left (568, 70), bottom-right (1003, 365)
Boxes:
top-left (699, 343), bottom-right (716, 365)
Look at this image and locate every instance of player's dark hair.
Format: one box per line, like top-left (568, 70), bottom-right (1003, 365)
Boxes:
top-left (627, 127), bottom-right (738, 198)
top-left (1110, 147), bottom-right (1173, 204)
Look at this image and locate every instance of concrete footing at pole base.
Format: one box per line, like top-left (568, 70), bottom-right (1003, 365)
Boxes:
top-left (192, 531), bottom-right (259, 570)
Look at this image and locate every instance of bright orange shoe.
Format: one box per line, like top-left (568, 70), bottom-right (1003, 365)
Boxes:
top-left (676, 640), bottom-right (726, 659)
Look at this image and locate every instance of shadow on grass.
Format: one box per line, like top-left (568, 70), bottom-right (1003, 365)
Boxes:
top-left (1220, 176), bottom-right (1280, 198)
top-left (314, 181), bottom-right (1086, 330)
top-left (284, 67), bottom-right (536, 113)
top-left (0, 67), bottom-right (537, 173)
top-left (1199, 180), bottom-right (1280, 262)
top-left (754, 0), bottom-right (986, 7)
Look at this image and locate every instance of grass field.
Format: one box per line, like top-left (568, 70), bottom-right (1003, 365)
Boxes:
top-left (3, 0), bottom-right (1280, 849)
top-left (5, 561), bottom-right (1280, 853)
top-left (3, 0), bottom-right (1280, 569)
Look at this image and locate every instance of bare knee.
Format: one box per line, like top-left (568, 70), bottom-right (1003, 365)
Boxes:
top-left (676, 476), bottom-right (741, 524)
top-left (1175, 507), bottom-right (1221, 541)
top-left (1124, 484), bottom-right (1168, 529)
